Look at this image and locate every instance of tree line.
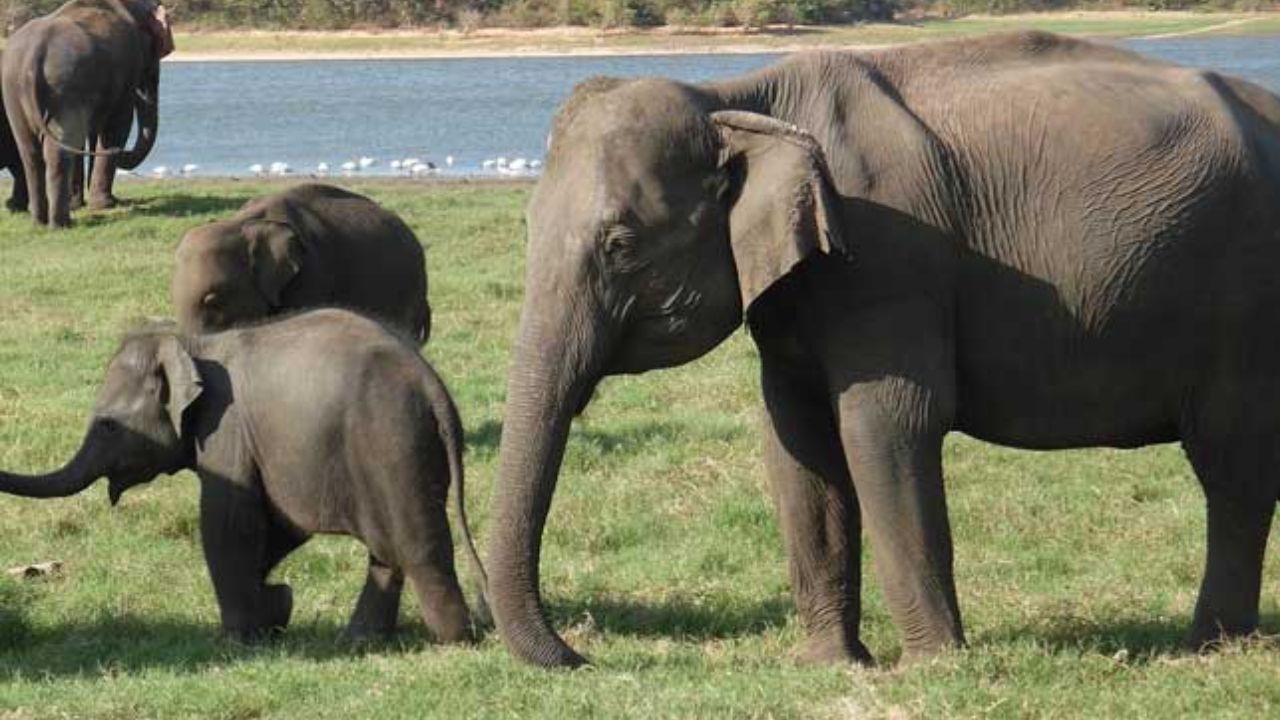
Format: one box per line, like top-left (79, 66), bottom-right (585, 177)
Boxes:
top-left (1, 0), bottom-right (1261, 32)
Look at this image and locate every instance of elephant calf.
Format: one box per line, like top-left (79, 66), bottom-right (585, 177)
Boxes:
top-left (172, 184), bottom-right (431, 343)
top-left (0, 309), bottom-right (484, 643)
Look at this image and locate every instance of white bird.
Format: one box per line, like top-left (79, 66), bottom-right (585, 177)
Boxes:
top-left (401, 157), bottom-right (420, 169)
top-left (358, 156), bottom-right (375, 169)
top-left (390, 159), bottom-right (402, 170)
top-left (269, 161), bottom-right (291, 176)
top-left (341, 160), bottom-right (358, 174)
top-left (410, 161), bottom-right (437, 177)
top-left (316, 162), bottom-right (330, 175)
top-left (249, 163), bottom-right (265, 176)
top-left (151, 165), bottom-right (169, 178)
top-left (445, 155), bottom-right (454, 168)
top-left (529, 159), bottom-right (542, 169)
top-left (496, 156), bottom-right (508, 168)
top-left (180, 163), bottom-right (199, 175)
top-left (508, 157), bottom-right (529, 172)
top-left (481, 159), bottom-right (496, 169)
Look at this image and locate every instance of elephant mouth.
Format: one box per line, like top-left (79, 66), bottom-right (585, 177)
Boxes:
top-left (107, 467), bottom-right (155, 506)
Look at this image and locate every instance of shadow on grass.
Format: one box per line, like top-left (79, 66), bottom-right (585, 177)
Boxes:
top-left (548, 594), bottom-right (791, 640)
top-left (124, 193), bottom-right (252, 218)
top-left (465, 419), bottom-right (705, 456)
top-left (982, 612), bottom-right (1280, 664)
top-left (0, 609), bottom-right (447, 680)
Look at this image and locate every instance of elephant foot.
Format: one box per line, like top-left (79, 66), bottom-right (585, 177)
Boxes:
top-left (88, 194), bottom-right (119, 211)
top-left (795, 633), bottom-right (874, 666)
top-left (6, 198), bottom-right (26, 214)
top-left (262, 582), bottom-right (294, 632)
top-left (69, 196), bottom-right (85, 211)
top-left (1185, 620), bottom-right (1258, 653)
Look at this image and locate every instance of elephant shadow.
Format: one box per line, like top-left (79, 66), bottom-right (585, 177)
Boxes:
top-left (981, 612), bottom-right (1280, 664)
top-left (548, 594), bottom-right (792, 640)
top-left (124, 193), bottom-right (252, 219)
top-left (0, 605), bottom-right (446, 680)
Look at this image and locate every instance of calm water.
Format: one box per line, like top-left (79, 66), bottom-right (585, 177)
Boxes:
top-left (142, 35), bottom-right (1280, 178)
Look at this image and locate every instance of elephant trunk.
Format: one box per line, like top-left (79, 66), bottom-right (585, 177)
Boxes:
top-left (113, 74), bottom-right (159, 171)
top-left (0, 429), bottom-right (104, 498)
top-left (489, 287), bottom-right (604, 669)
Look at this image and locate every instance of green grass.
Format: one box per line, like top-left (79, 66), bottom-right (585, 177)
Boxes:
top-left (1, 180), bottom-right (1279, 718)
top-left (164, 12), bottom-right (1280, 59)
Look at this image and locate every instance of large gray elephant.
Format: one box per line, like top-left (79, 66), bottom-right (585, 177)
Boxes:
top-left (0, 310), bottom-right (485, 643)
top-left (2, 0), bottom-right (172, 227)
top-left (172, 183), bottom-right (431, 344)
top-left (488, 30), bottom-right (1280, 668)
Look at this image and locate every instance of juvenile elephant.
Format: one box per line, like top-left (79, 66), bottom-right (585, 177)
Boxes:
top-left (0, 309), bottom-right (485, 643)
top-left (488, 31), bottom-right (1280, 668)
top-left (2, 0), bottom-right (172, 227)
top-left (172, 184), bottom-right (431, 343)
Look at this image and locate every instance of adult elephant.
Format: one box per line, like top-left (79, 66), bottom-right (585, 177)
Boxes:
top-left (2, 0), bottom-right (172, 227)
top-left (489, 30), bottom-right (1280, 668)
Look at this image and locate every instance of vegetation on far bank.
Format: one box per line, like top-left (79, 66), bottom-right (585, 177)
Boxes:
top-left (156, 12), bottom-right (1280, 58)
top-left (1, 181), bottom-right (1279, 718)
top-left (4, 0), bottom-right (1280, 38)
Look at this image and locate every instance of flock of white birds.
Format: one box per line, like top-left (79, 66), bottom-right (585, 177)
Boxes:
top-left (133, 154), bottom-right (542, 179)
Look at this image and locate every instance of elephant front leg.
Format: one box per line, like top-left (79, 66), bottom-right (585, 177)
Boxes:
top-left (761, 359), bottom-right (871, 665)
top-left (839, 388), bottom-right (964, 662)
top-left (199, 476), bottom-right (291, 641)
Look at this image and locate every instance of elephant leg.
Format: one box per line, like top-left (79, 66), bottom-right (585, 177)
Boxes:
top-left (7, 161), bottom-right (27, 213)
top-left (1182, 415), bottom-right (1280, 648)
top-left (18, 134), bottom-right (45, 224)
top-left (89, 109), bottom-right (129, 209)
top-left (198, 475), bottom-right (285, 641)
top-left (831, 303), bottom-right (962, 662)
top-left (68, 152), bottom-right (84, 211)
top-left (400, 489), bottom-right (472, 643)
top-left (760, 357), bottom-right (870, 665)
top-left (346, 554), bottom-right (405, 641)
top-left (41, 138), bottom-right (71, 228)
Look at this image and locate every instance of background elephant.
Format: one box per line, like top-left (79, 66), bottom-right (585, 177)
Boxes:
top-left (0, 310), bottom-right (485, 642)
top-left (0, 51), bottom-right (27, 214)
top-left (172, 183), bottom-right (431, 344)
top-left (2, 0), bottom-right (171, 227)
top-left (487, 31), bottom-right (1280, 668)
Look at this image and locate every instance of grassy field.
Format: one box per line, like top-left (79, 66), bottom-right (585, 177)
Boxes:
top-left (165, 12), bottom-right (1280, 59)
top-left (0, 180), bottom-right (1279, 718)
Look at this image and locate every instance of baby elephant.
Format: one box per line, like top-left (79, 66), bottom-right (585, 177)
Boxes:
top-left (172, 184), bottom-right (431, 343)
top-left (0, 309), bottom-right (483, 643)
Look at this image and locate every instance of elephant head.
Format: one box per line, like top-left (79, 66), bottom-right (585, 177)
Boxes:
top-left (0, 329), bottom-right (202, 504)
top-left (112, 0), bottom-right (171, 171)
top-left (489, 78), bottom-right (849, 667)
top-left (172, 217), bottom-right (303, 334)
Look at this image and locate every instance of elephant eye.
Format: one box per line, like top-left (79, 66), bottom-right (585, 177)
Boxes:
top-left (201, 292), bottom-right (219, 309)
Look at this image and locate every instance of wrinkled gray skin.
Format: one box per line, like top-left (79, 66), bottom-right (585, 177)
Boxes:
top-left (2, 0), bottom-right (170, 228)
top-left (0, 55), bottom-right (28, 214)
top-left (173, 184), bottom-right (431, 344)
top-left (0, 310), bottom-right (485, 643)
top-left (489, 30), bottom-right (1280, 668)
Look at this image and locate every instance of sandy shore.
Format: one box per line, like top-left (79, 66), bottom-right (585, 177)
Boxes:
top-left (163, 12), bottom-right (1280, 63)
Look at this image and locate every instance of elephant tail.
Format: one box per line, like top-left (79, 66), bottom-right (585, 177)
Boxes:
top-left (30, 68), bottom-right (133, 159)
top-left (423, 365), bottom-right (492, 629)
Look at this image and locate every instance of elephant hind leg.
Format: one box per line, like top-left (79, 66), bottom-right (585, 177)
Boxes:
top-left (41, 136), bottom-right (73, 228)
top-left (1181, 410), bottom-right (1280, 649)
top-left (405, 557), bottom-right (472, 645)
top-left (345, 554), bottom-right (405, 641)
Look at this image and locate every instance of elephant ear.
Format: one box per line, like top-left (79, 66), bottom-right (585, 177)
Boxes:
top-left (156, 335), bottom-right (202, 438)
top-left (711, 110), bottom-right (850, 314)
top-left (244, 220), bottom-right (304, 309)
